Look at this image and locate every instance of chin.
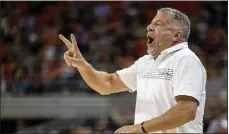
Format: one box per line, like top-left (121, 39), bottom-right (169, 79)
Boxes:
top-left (147, 48), bottom-right (154, 55)
top-left (147, 49), bottom-right (152, 55)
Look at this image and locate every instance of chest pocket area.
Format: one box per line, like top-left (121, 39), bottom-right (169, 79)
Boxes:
top-left (137, 68), bottom-right (173, 100)
top-left (148, 68), bottom-right (174, 100)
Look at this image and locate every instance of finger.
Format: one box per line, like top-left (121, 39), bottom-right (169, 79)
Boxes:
top-left (115, 127), bottom-right (124, 134)
top-left (65, 50), bottom-right (74, 57)
top-left (64, 50), bottom-right (70, 56)
top-left (64, 51), bottom-right (74, 66)
top-left (121, 128), bottom-right (128, 134)
top-left (114, 128), bottom-right (120, 133)
top-left (59, 34), bottom-right (72, 49)
top-left (122, 127), bottom-right (131, 134)
top-left (63, 55), bottom-right (71, 66)
top-left (114, 129), bottom-right (120, 134)
top-left (64, 59), bottom-right (70, 66)
top-left (123, 129), bottom-right (131, 134)
top-left (70, 34), bottom-right (79, 53)
top-left (64, 54), bottom-right (80, 63)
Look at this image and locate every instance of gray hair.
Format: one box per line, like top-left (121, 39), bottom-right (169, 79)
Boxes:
top-left (157, 7), bottom-right (191, 41)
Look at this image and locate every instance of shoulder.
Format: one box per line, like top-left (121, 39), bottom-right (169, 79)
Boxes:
top-left (174, 48), bottom-right (200, 62)
top-left (136, 54), bottom-right (151, 63)
top-left (173, 48), bottom-right (205, 70)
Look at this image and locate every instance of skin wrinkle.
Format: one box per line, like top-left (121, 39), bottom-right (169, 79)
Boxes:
top-left (147, 11), bottom-right (181, 58)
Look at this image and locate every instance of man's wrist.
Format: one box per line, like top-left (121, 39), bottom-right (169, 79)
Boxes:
top-left (76, 60), bottom-right (92, 71)
top-left (141, 122), bottom-right (148, 133)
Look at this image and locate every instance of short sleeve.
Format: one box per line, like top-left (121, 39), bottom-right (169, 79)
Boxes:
top-left (116, 60), bottom-right (139, 93)
top-left (172, 56), bottom-right (206, 103)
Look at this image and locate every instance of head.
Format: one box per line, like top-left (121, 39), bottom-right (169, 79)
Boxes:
top-left (147, 7), bottom-right (191, 57)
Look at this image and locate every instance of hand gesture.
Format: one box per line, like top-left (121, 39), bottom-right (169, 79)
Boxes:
top-left (59, 34), bottom-right (86, 68)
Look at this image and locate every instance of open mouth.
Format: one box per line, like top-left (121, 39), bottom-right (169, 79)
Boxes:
top-left (147, 36), bottom-right (154, 44)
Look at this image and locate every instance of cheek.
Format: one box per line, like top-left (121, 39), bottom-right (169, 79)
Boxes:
top-left (157, 30), bottom-right (172, 42)
top-left (155, 29), bottom-right (161, 40)
top-left (164, 30), bottom-right (173, 38)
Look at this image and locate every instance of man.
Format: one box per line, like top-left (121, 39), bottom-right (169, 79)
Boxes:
top-left (59, 7), bottom-right (206, 133)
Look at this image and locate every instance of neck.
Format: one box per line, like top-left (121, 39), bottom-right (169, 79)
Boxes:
top-left (151, 42), bottom-right (171, 60)
top-left (152, 53), bottom-right (160, 60)
top-left (151, 41), bottom-right (185, 60)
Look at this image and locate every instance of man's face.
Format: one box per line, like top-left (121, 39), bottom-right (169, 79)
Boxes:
top-left (147, 12), bottom-right (177, 55)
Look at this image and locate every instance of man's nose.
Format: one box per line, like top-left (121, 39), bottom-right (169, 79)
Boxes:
top-left (147, 25), bottom-right (154, 32)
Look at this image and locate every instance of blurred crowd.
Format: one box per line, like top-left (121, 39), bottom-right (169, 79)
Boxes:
top-left (0, 1), bottom-right (228, 133)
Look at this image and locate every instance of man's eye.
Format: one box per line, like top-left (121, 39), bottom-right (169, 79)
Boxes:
top-left (154, 23), bottom-right (160, 26)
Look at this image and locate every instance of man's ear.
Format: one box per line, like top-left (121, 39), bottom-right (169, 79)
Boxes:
top-left (173, 31), bottom-right (182, 42)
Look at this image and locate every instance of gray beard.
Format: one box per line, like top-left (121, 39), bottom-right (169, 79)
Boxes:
top-left (147, 43), bottom-right (160, 57)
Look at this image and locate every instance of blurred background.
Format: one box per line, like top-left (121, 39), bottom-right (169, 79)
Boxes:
top-left (0, 1), bottom-right (228, 134)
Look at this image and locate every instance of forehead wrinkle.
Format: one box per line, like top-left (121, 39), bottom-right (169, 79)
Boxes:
top-left (159, 12), bottom-right (181, 29)
top-left (152, 13), bottom-right (172, 25)
top-left (151, 19), bottom-right (165, 25)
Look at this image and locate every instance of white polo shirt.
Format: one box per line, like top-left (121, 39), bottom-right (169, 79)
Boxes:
top-left (116, 42), bottom-right (206, 133)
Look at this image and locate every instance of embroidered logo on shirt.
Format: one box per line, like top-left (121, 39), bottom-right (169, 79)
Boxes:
top-left (137, 69), bottom-right (173, 80)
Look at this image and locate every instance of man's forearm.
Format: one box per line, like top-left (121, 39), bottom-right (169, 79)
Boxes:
top-left (77, 61), bottom-right (112, 95)
top-left (143, 102), bottom-right (195, 132)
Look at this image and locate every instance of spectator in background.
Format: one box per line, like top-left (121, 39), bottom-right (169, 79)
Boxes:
top-left (11, 66), bottom-right (29, 95)
top-left (70, 118), bottom-right (95, 134)
top-left (206, 89), bottom-right (227, 133)
top-left (95, 118), bottom-right (112, 133)
top-left (25, 64), bottom-right (44, 95)
top-left (93, 2), bottom-right (111, 20)
top-left (70, 125), bottom-right (92, 134)
top-left (108, 106), bottom-right (134, 131)
top-left (205, 55), bottom-right (227, 95)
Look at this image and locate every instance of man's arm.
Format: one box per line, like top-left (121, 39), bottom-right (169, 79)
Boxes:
top-left (75, 61), bottom-right (129, 95)
top-left (114, 96), bottom-right (198, 133)
top-left (59, 34), bottom-right (129, 95)
top-left (143, 96), bottom-right (198, 132)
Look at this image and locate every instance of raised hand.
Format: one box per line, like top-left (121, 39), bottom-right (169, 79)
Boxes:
top-left (59, 34), bottom-right (85, 68)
